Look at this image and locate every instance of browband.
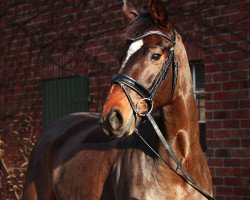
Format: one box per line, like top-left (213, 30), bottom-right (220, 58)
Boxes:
top-left (128, 30), bottom-right (176, 45)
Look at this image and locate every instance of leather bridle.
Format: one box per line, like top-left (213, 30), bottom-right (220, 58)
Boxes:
top-left (112, 30), bottom-right (178, 117)
top-left (111, 29), bottom-right (214, 200)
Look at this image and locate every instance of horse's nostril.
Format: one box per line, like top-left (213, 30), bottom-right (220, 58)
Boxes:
top-left (108, 109), bottom-right (123, 131)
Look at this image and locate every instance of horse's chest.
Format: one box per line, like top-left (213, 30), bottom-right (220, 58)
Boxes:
top-left (114, 173), bottom-right (161, 199)
top-left (113, 153), bottom-right (171, 200)
top-left (113, 152), bottom-right (202, 200)
top-left (114, 164), bottom-right (190, 200)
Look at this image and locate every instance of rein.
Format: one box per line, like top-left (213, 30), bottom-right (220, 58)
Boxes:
top-left (111, 29), bottom-right (214, 200)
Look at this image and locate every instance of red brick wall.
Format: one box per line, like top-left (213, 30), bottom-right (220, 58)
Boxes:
top-left (203, 1), bottom-right (250, 199)
top-left (0, 0), bottom-right (249, 199)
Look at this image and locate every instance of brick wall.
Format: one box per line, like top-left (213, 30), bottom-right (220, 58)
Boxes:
top-left (203, 1), bottom-right (250, 199)
top-left (0, 0), bottom-right (249, 199)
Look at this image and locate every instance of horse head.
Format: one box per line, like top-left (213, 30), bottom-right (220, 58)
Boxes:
top-left (101, 0), bottom-right (181, 138)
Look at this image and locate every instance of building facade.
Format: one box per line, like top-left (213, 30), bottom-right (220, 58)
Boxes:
top-left (0, 0), bottom-right (249, 199)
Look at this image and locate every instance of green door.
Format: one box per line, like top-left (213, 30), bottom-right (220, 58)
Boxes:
top-left (42, 76), bottom-right (89, 128)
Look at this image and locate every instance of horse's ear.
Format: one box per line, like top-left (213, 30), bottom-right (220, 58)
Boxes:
top-left (123, 0), bottom-right (139, 22)
top-left (150, 0), bottom-right (169, 27)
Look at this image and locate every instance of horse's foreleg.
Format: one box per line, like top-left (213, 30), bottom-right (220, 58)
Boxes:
top-left (23, 146), bottom-right (56, 200)
top-left (23, 148), bottom-right (38, 200)
top-left (23, 180), bottom-right (37, 200)
top-left (23, 178), bottom-right (55, 200)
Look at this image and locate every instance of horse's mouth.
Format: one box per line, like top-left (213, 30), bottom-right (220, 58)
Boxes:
top-left (101, 113), bottom-right (138, 138)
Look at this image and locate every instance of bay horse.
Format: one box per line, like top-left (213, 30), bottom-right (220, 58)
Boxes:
top-left (23, 0), bottom-right (213, 199)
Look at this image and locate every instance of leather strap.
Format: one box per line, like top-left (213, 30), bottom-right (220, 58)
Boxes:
top-left (129, 30), bottom-right (175, 44)
top-left (112, 74), bottom-right (150, 98)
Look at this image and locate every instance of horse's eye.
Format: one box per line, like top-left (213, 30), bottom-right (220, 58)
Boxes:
top-left (150, 53), bottom-right (161, 61)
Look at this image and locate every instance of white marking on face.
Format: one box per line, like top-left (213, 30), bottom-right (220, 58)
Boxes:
top-left (121, 39), bottom-right (143, 69)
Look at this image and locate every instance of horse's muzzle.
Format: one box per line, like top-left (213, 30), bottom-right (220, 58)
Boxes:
top-left (100, 109), bottom-right (127, 137)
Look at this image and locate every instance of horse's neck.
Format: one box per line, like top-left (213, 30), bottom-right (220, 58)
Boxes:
top-left (164, 93), bottom-right (199, 150)
top-left (160, 59), bottom-right (200, 160)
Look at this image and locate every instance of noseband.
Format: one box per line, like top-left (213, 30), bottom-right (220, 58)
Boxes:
top-left (111, 29), bottom-right (214, 200)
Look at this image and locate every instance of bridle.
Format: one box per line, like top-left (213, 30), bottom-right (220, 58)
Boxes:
top-left (112, 30), bottom-right (178, 117)
top-left (111, 29), bottom-right (214, 200)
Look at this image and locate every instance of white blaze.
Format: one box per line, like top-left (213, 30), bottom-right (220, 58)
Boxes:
top-left (121, 39), bottom-right (143, 69)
